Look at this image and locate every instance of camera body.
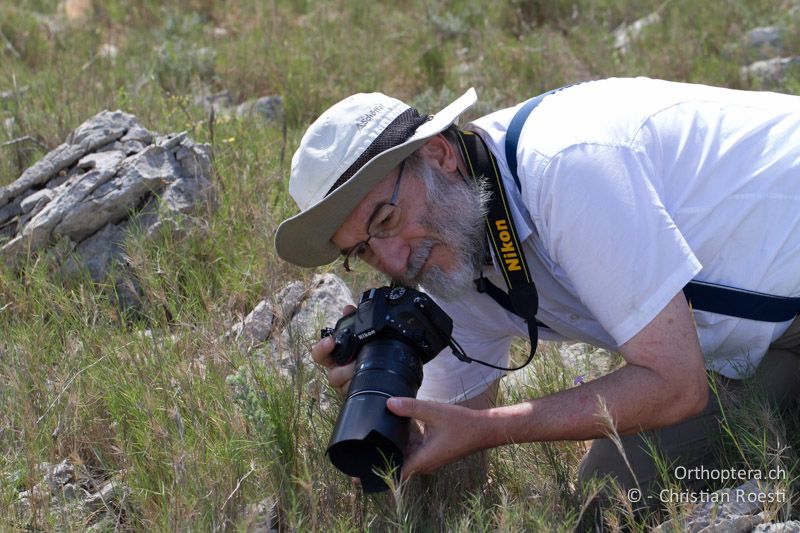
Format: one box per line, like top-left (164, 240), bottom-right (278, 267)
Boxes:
top-left (321, 285), bottom-right (452, 366)
top-left (322, 285), bottom-right (454, 492)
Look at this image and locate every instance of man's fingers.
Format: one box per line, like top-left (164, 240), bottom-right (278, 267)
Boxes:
top-left (310, 306), bottom-right (356, 369)
top-left (328, 362), bottom-right (355, 394)
top-left (310, 336), bottom-right (336, 368)
top-left (386, 397), bottom-right (428, 421)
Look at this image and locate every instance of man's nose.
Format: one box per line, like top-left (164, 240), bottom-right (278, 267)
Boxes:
top-left (367, 237), bottom-right (408, 278)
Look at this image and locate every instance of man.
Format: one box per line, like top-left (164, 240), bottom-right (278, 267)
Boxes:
top-left (274, 78), bottom-right (800, 499)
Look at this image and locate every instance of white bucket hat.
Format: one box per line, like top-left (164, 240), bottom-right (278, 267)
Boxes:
top-left (275, 88), bottom-right (477, 267)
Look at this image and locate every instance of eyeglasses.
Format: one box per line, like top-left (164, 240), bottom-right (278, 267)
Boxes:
top-left (342, 161), bottom-right (407, 272)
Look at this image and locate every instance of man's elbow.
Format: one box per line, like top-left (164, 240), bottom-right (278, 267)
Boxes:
top-left (660, 365), bottom-right (709, 424)
top-left (680, 370), bottom-right (710, 419)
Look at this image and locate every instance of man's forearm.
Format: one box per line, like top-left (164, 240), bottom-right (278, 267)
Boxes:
top-left (480, 363), bottom-right (709, 449)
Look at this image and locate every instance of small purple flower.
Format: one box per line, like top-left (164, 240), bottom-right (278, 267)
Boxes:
top-left (573, 375), bottom-right (585, 386)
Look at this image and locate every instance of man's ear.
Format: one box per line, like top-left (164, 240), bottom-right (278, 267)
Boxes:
top-left (418, 133), bottom-right (460, 174)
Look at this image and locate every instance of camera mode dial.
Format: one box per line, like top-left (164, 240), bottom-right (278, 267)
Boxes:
top-left (388, 286), bottom-right (406, 302)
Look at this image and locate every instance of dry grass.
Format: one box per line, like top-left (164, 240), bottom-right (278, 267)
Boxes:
top-left (1, 0), bottom-right (798, 530)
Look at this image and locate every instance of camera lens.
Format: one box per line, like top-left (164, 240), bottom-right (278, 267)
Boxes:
top-left (326, 338), bottom-right (423, 492)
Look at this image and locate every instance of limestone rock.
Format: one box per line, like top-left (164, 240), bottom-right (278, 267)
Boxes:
top-left (274, 280), bottom-right (307, 326)
top-left (654, 479), bottom-right (779, 533)
top-left (234, 96), bottom-right (283, 122)
top-left (0, 109), bottom-right (215, 286)
top-left (744, 26), bottom-right (783, 59)
top-left (60, 222), bottom-right (125, 281)
top-left (741, 56), bottom-right (800, 88)
top-left (755, 522), bottom-right (800, 532)
top-left (228, 300), bottom-right (275, 351)
top-left (194, 89), bottom-right (283, 123)
top-left (280, 273), bottom-right (354, 348)
top-left (613, 10), bottom-right (661, 54)
top-left (43, 459), bottom-right (75, 490)
top-left (83, 480), bottom-right (130, 510)
top-left (243, 496), bottom-right (279, 533)
top-left (0, 110), bottom-right (137, 209)
top-left (228, 274), bottom-right (354, 394)
top-left (226, 279), bottom-right (309, 353)
top-left (228, 274), bottom-right (353, 361)
top-left (15, 457), bottom-right (129, 528)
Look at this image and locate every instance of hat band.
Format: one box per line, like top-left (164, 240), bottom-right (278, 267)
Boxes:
top-left (325, 108), bottom-right (429, 196)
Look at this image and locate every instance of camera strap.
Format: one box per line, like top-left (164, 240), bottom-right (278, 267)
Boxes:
top-left (452, 129), bottom-right (542, 371)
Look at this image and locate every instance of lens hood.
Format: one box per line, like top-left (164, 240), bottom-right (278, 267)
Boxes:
top-left (327, 392), bottom-right (408, 492)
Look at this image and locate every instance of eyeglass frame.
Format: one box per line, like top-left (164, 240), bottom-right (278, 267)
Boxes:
top-left (341, 160), bottom-right (407, 272)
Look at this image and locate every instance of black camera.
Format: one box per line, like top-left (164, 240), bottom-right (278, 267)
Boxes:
top-left (321, 285), bottom-right (453, 492)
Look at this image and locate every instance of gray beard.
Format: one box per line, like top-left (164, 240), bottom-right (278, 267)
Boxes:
top-left (395, 164), bottom-right (489, 301)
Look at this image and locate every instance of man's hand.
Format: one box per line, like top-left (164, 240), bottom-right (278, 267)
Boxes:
top-left (386, 397), bottom-right (490, 479)
top-left (387, 291), bottom-right (709, 479)
top-left (310, 305), bottom-right (357, 397)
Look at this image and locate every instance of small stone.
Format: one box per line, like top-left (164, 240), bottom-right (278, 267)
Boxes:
top-left (741, 56), bottom-right (800, 87)
top-left (3, 117), bottom-right (15, 136)
top-left (83, 480), bottom-right (130, 510)
top-left (44, 459), bottom-right (75, 489)
top-left (234, 96), bottom-right (283, 122)
top-left (745, 26), bottom-right (783, 51)
top-left (76, 150), bottom-right (126, 171)
top-left (212, 27), bottom-right (230, 39)
top-left (97, 43), bottom-right (118, 60)
top-left (120, 124), bottom-right (153, 144)
top-left (244, 496), bottom-right (279, 532)
top-left (754, 521), bottom-right (800, 533)
top-left (614, 11), bottom-right (661, 54)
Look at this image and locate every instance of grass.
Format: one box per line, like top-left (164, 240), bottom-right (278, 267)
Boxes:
top-left (1, 0), bottom-right (799, 530)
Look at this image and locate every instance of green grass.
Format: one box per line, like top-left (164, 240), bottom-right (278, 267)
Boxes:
top-left (1, 0), bottom-right (799, 530)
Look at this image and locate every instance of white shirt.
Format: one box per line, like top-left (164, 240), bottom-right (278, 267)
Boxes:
top-left (419, 77), bottom-right (800, 403)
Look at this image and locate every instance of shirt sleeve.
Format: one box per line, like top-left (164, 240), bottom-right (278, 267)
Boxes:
top-left (535, 143), bottom-right (702, 346)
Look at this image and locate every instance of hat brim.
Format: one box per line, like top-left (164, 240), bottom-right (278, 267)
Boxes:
top-left (275, 88), bottom-right (477, 268)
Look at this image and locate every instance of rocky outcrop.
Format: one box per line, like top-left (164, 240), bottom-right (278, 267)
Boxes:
top-left (0, 109), bottom-right (215, 295)
top-left (226, 273), bottom-right (354, 366)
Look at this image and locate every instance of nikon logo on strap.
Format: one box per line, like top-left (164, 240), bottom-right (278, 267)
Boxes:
top-left (454, 127), bottom-right (542, 373)
top-left (495, 219), bottom-right (521, 271)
